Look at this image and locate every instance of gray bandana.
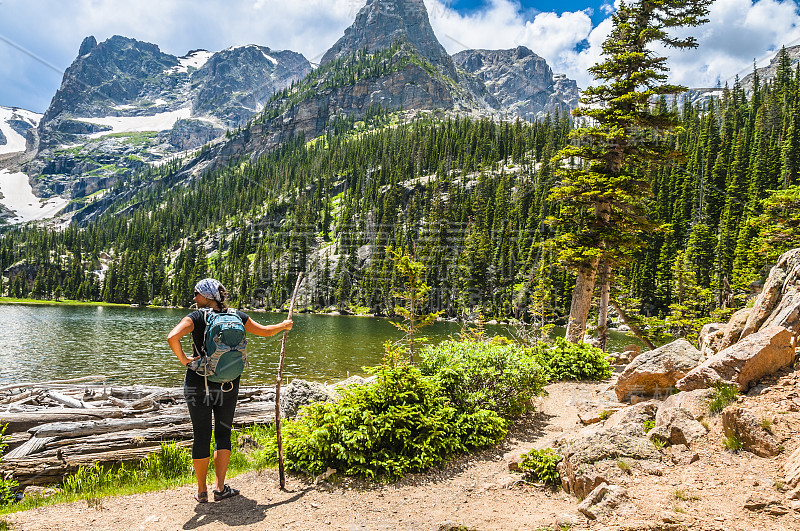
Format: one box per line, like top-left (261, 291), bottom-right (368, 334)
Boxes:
top-left (194, 278), bottom-right (223, 302)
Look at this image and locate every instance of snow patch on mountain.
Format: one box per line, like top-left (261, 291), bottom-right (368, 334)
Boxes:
top-left (0, 170), bottom-right (68, 223)
top-left (77, 107), bottom-right (193, 138)
top-left (167, 50), bottom-right (213, 74)
top-left (0, 107), bottom-right (41, 155)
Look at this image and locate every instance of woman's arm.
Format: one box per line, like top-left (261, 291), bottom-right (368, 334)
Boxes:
top-left (167, 316), bottom-right (197, 366)
top-left (244, 318), bottom-right (292, 337)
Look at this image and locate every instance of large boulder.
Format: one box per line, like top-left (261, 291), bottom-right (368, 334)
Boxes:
top-left (721, 405), bottom-right (779, 457)
top-left (558, 422), bottom-right (659, 498)
top-left (718, 307), bottom-right (753, 351)
top-left (604, 401), bottom-right (659, 430)
top-left (648, 407), bottom-right (707, 446)
top-left (281, 379), bottom-right (339, 417)
top-left (739, 249), bottom-right (800, 340)
top-left (676, 326), bottom-right (794, 392)
top-left (655, 389), bottom-right (714, 425)
top-left (615, 339), bottom-right (703, 402)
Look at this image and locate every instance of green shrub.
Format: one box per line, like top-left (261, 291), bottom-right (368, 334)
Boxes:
top-left (419, 340), bottom-right (548, 418)
top-left (722, 434), bottom-right (742, 451)
top-left (531, 337), bottom-right (612, 381)
top-left (520, 448), bottom-right (562, 486)
top-left (643, 420), bottom-right (655, 433)
top-left (709, 383), bottom-right (739, 414)
top-left (275, 362), bottom-right (508, 479)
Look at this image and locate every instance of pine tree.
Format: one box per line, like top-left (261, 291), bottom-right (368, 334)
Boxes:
top-left (551, 0), bottom-right (712, 343)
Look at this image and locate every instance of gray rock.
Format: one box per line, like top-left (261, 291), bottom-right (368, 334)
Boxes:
top-left (721, 405), bottom-right (779, 457)
top-left (558, 422), bottom-right (659, 498)
top-left (655, 389), bottom-right (714, 425)
top-left (648, 407), bottom-right (707, 446)
top-left (615, 339), bottom-right (703, 401)
top-left (281, 379), bottom-right (338, 418)
top-left (676, 326), bottom-right (794, 392)
top-left (578, 483), bottom-right (630, 520)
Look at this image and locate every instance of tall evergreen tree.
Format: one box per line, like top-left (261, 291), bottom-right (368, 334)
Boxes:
top-left (550, 0), bottom-right (712, 343)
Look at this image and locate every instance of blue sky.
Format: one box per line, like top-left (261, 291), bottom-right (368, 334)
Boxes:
top-left (0, 0), bottom-right (799, 114)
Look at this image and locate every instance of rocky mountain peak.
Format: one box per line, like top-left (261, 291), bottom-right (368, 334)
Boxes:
top-left (78, 36), bottom-right (97, 56)
top-left (453, 46), bottom-right (579, 120)
top-left (321, 0), bottom-right (456, 78)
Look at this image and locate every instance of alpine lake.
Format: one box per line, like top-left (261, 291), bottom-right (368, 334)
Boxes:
top-left (0, 304), bottom-right (644, 387)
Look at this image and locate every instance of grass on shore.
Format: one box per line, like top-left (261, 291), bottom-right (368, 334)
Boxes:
top-left (0, 426), bottom-right (277, 517)
top-left (0, 297), bottom-right (132, 308)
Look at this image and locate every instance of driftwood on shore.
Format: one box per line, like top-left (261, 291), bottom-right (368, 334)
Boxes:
top-left (0, 377), bottom-right (279, 487)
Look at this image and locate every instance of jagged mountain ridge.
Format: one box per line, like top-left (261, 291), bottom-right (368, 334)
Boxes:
top-left (19, 35), bottom-right (311, 205)
top-left (453, 46), bottom-right (579, 120)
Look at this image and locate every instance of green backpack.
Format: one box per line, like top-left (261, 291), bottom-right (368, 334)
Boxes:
top-left (189, 308), bottom-right (248, 392)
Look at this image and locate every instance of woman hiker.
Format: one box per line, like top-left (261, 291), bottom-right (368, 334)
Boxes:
top-left (167, 278), bottom-right (292, 503)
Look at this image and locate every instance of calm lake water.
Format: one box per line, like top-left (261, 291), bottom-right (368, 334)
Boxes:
top-left (0, 305), bottom-right (643, 386)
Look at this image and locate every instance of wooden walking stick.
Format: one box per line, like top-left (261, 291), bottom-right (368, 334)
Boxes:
top-left (275, 272), bottom-right (303, 489)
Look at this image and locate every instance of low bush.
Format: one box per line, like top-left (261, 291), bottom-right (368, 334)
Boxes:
top-left (419, 340), bottom-right (549, 418)
top-left (272, 361), bottom-right (509, 480)
top-left (530, 337), bottom-right (612, 381)
top-left (520, 448), bottom-right (562, 486)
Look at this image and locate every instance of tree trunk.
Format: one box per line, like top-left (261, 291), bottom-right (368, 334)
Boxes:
top-left (597, 262), bottom-right (611, 351)
top-left (609, 298), bottom-right (655, 350)
top-left (565, 259), bottom-right (599, 343)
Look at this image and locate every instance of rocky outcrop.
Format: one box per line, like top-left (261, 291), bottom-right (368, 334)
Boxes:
top-left (615, 339), bottom-right (703, 401)
top-left (648, 407), bottom-right (707, 446)
top-left (721, 405), bottom-right (779, 457)
top-left (168, 119), bottom-right (224, 150)
top-left (738, 249), bottom-right (800, 340)
top-left (280, 379), bottom-right (339, 418)
top-left (191, 45), bottom-right (312, 127)
top-left (452, 46), bottom-right (579, 120)
top-left (676, 326), bottom-right (793, 392)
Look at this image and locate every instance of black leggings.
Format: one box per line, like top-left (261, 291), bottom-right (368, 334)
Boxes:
top-left (184, 369), bottom-right (240, 460)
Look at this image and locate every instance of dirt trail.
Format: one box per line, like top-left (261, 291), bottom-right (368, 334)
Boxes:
top-left (6, 377), bottom-right (800, 530)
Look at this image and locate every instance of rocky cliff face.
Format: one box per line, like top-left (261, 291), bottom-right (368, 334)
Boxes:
top-left (321, 0), bottom-right (457, 79)
top-left (453, 47), bottom-right (579, 120)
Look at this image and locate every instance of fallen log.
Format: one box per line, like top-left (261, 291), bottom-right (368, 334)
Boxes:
top-left (31, 415), bottom-right (190, 438)
top-left (2, 441), bottom-right (193, 487)
top-left (0, 409), bottom-right (125, 433)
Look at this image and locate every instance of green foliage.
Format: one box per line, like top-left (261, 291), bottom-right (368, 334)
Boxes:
top-left (0, 426), bottom-right (16, 506)
top-left (62, 441), bottom-right (191, 494)
top-left (275, 361), bottom-right (508, 480)
top-left (530, 337), bottom-right (612, 381)
top-left (709, 383), bottom-right (739, 414)
top-left (643, 420), bottom-right (655, 433)
top-left (140, 441), bottom-right (192, 480)
top-left (519, 448), bottom-right (562, 486)
top-left (386, 246), bottom-right (441, 362)
top-left (419, 339), bottom-right (548, 418)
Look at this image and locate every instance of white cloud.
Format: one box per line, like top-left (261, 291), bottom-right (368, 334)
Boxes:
top-left (1, 0), bottom-right (799, 112)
